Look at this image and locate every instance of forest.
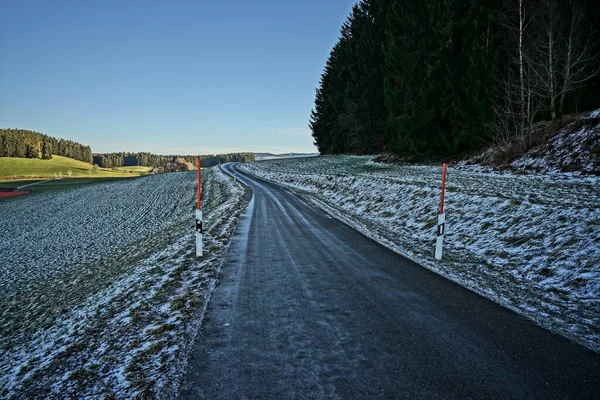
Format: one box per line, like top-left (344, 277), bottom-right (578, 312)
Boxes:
top-left (310, 0), bottom-right (600, 158)
top-left (0, 129), bottom-right (93, 163)
top-left (0, 128), bottom-right (255, 169)
top-left (93, 152), bottom-right (255, 169)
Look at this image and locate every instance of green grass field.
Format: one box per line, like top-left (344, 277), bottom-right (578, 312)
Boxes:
top-left (0, 156), bottom-right (151, 180)
top-left (114, 166), bottom-right (154, 173)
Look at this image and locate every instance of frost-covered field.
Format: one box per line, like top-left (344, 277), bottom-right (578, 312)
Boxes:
top-left (0, 167), bottom-right (248, 398)
top-left (240, 156), bottom-right (600, 352)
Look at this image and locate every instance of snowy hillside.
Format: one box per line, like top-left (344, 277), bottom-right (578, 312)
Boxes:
top-left (468, 109), bottom-right (600, 175)
top-left (0, 167), bottom-right (249, 399)
top-left (254, 152), bottom-right (319, 161)
top-left (511, 109), bottom-right (600, 174)
top-left (240, 156), bottom-right (600, 353)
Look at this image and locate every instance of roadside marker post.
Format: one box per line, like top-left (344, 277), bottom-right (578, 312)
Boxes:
top-left (196, 157), bottom-right (203, 258)
top-left (435, 163), bottom-right (447, 260)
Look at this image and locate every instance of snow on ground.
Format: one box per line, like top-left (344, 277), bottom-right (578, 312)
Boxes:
top-left (240, 156), bottom-right (600, 353)
top-left (0, 167), bottom-right (249, 398)
top-left (466, 108), bottom-right (600, 175)
top-left (511, 109), bottom-right (600, 174)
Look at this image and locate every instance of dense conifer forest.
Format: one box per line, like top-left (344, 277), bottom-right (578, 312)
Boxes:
top-left (92, 152), bottom-right (255, 169)
top-left (0, 129), bottom-right (93, 163)
top-left (310, 0), bottom-right (600, 158)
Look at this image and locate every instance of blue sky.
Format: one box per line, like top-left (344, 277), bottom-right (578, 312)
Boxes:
top-left (0, 0), bottom-right (356, 154)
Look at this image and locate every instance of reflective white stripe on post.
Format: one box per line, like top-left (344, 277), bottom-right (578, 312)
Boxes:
top-left (435, 213), bottom-right (445, 260)
top-left (196, 209), bottom-right (203, 257)
top-left (196, 157), bottom-right (203, 258)
top-left (435, 162), bottom-right (447, 260)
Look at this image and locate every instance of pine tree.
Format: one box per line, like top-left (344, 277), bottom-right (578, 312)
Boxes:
top-left (310, 36), bottom-right (353, 154)
top-left (340, 0), bottom-right (390, 153)
top-left (384, 0), bottom-right (499, 157)
top-left (0, 134), bottom-right (7, 157)
top-left (41, 137), bottom-right (52, 159)
top-left (310, 2), bottom-right (382, 154)
top-left (384, 0), bottom-right (433, 155)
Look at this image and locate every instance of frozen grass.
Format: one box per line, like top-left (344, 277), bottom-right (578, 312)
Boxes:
top-left (0, 167), bottom-right (249, 398)
top-left (467, 108), bottom-right (600, 175)
top-left (240, 156), bottom-right (600, 353)
top-left (510, 110), bottom-right (600, 174)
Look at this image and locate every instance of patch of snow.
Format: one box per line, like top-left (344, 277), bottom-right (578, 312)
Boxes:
top-left (511, 118), bottom-right (600, 174)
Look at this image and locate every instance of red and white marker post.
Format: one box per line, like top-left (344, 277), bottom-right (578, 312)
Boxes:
top-left (435, 163), bottom-right (447, 260)
top-left (196, 157), bottom-right (203, 257)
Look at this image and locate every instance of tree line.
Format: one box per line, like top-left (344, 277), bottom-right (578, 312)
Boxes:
top-left (93, 152), bottom-right (255, 169)
top-left (0, 128), bottom-right (255, 169)
top-left (0, 129), bottom-right (93, 163)
top-left (310, 0), bottom-right (600, 159)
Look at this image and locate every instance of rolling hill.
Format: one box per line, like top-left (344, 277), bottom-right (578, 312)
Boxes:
top-left (0, 155), bottom-right (151, 180)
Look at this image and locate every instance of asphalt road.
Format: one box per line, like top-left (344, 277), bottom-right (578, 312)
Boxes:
top-left (180, 163), bottom-right (600, 399)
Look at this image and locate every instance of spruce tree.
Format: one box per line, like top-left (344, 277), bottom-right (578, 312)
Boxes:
top-left (41, 137), bottom-right (52, 159)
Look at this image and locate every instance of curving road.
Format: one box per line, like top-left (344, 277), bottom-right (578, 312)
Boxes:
top-left (181, 163), bottom-right (600, 399)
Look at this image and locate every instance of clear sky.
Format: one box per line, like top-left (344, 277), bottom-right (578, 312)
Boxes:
top-left (0, 0), bottom-right (356, 154)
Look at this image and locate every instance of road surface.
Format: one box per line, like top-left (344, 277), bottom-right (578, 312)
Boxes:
top-left (181, 163), bottom-right (600, 399)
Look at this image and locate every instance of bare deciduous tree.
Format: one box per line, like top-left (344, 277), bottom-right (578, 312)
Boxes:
top-left (495, 0), bottom-right (538, 146)
top-left (531, 0), bottom-right (599, 120)
top-left (558, 0), bottom-right (600, 117)
top-left (492, 0), bottom-right (598, 151)
top-left (533, 0), bottom-right (561, 120)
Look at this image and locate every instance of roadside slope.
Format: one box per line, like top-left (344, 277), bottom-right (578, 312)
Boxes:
top-left (468, 108), bottom-right (600, 175)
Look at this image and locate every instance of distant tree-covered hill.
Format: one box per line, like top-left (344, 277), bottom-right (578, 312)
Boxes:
top-left (93, 152), bottom-right (255, 169)
top-left (0, 128), bottom-right (255, 170)
top-left (0, 129), bottom-right (93, 163)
